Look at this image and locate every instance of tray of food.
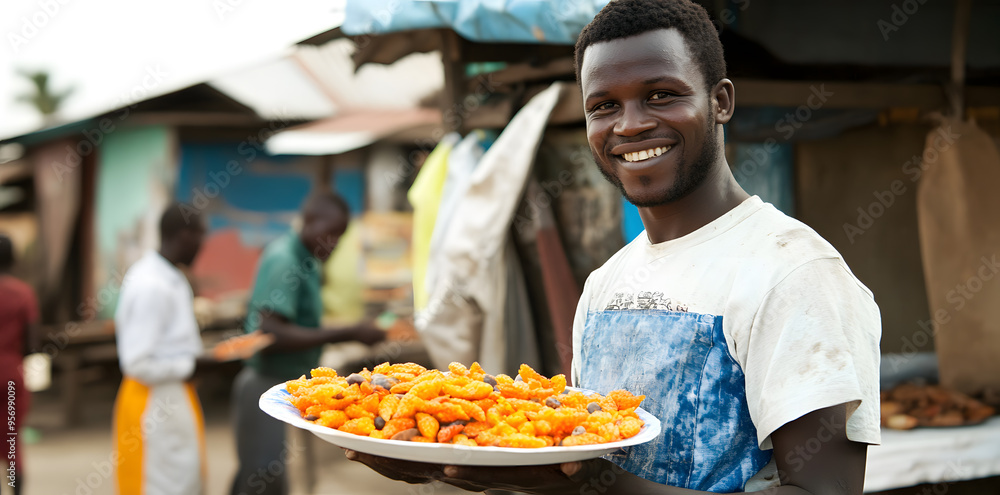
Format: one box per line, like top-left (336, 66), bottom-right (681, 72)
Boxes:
top-left (259, 361), bottom-right (660, 466)
top-left (210, 330), bottom-right (275, 362)
top-left (880, 383), bottom-right (996, 430)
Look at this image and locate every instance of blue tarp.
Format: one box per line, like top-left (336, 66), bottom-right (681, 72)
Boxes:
top-left (343, 0), bottom-right (611, 44)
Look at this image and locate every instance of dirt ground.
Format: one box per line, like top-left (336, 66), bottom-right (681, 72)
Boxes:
top-left (17, 370), bottom-right (467, 495)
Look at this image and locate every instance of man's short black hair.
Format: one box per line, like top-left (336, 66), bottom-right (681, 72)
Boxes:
top-left (575, 0), bottom-right (726, 92)
top-left (0, 233), bottom-right (13, 271)
top-left (302, 189), bottom-right (350, 219)
top-left (160, 202), bottom-right (204, 241)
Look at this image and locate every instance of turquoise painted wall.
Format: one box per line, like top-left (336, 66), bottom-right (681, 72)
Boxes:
top-left (730, 142), bottom-right (795, 217)
top-left (94, 125), bottom-right (174, 319)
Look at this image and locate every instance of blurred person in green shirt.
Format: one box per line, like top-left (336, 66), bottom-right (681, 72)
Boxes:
top-left (230, 190), bottom-right (385, 495)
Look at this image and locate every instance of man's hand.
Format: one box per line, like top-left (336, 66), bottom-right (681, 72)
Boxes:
top-left (346, 404), bottom-right (867, 495)
top-left (349, 322), bottom-right (388, 346)
top-left (259, 313), bottom-right (385, 351)
top-left (344, 450), bottom-right (449, 485)
top-left (344, 450), bottom-right (646, 494)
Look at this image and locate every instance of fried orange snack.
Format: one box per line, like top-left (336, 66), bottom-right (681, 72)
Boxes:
top-left (285, 362), bottom-right (646, 448)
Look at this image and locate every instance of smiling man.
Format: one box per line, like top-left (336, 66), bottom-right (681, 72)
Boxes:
top-left (349, 1), bottom-right (881, 493)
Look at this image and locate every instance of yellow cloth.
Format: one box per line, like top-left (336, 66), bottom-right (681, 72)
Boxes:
top-left (113, 377), bottom-right (205, 495)
top-left (407, 137), bottom-right (455, 310)
top-left (322, 219), bottom-right (365, 323)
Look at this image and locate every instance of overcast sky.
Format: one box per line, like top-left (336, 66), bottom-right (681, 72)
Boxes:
top-left (0, 0), bottom-right (345, 140)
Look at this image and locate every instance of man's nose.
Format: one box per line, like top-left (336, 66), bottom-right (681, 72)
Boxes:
top-left (614, 102), bottom-right (656, 136)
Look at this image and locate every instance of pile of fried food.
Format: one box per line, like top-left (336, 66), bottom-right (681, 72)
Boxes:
top-left (880, 383), bottom-right (996, 430)
top-left (285, 361), bottom-right (646, 448)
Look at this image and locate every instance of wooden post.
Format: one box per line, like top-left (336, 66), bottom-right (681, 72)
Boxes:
top-left (440, 30), bottom-right (466, 133)
top-left (320, 154), bottom-right (334, 188)
top-left (949, 0), bottom-right (972, 119)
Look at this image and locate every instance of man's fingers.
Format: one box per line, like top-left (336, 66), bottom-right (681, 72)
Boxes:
top-left (561, 461), bottom-right (583, 480)
top-left (439, 477), bottom-right (492, 493)
top-left (347, 450), bottom-right (446, 484)
top-left (442, 463), bottom-right (567, 489)
top-left (562, 459), bottom-right (618, 484)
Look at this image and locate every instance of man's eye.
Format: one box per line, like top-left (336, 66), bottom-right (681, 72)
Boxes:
top-left (592, 102), bottom-right (616, 112)
top-left (649, 91), bottom-right (675, 100)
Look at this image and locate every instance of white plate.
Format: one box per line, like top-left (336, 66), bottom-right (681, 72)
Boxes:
top-left (259, 383), bottom-right (661, 466)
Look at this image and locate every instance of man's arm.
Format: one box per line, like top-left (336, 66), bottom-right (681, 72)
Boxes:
top-left (259, 313), bottom-right (385, 353)
top-left (348, 403), bottom-right (867, 495)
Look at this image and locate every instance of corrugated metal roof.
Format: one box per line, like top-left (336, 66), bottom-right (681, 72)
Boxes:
top-left (266, 107), bottom-right (442, 155)
top-left (342, 0), bottom-right (610, 44)
top-left (207, 38), bottom-right (442, 121)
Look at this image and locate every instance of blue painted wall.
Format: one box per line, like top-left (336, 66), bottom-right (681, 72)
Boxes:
top-left (177, 142), bottom-right (365, 247)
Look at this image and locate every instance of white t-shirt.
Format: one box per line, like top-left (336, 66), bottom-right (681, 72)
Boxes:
top-left (571, 196), bottom-right (881, 491)
top-left (115, 250), bottom-right (203, 386)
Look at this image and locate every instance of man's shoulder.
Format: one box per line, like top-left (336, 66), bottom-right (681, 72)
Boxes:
top-left (737, 203), bottom-right (844, 268)
top-left (0, 275), bottom-right (35, 303)
top-left (730, 204), bottom-right (873, 304)
top-left (585, 233), bottom-right (646, 284)
top-left (121, 253), bottom-right (174, 292)
top-left (258, 234), bottom-right (305, 267)
top-left (253, 234), bottom-right (319, 293)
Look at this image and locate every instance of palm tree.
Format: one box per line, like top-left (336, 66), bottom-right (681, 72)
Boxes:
top-left (16, 69), bottom-right (72, 123)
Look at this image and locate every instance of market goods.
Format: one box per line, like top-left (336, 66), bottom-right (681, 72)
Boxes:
top-left (880, 383), bottom-right (995, 430)
top-left (285, 361), bottom-right (646, 448)
top-left (210, 330), bottom-right (275, 361)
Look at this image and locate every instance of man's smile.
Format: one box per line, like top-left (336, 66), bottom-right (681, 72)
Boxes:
top-left (611, 138), bottom-right (677, 167)
top-left (608, 138), bottom-right (678, 172)
top-left (621, 146), bottom-right (671, 163)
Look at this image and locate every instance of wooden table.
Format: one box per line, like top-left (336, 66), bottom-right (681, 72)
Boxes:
top-left (865, 417), bottom-right (1000, 492)
top-left (43, 320), bottom-right (240, 426)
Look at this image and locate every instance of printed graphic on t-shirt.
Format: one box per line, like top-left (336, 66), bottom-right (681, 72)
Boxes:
top-left (603, 291), bottom-right (690, 312)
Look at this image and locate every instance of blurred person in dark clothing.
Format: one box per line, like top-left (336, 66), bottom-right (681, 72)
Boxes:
top-left (0, 233), bottom-right (39, 495)
top-left (230, 190), bottom-right (386, 495)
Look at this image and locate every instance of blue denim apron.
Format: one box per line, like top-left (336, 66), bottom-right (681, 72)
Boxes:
top-left (578, 309), bottom-right (772, 492)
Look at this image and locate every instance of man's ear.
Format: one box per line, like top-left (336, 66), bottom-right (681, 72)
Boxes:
top-left (713, 78), bottom-right (735, 125)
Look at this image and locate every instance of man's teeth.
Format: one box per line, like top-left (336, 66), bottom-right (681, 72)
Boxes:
top-left (622, 146), bottom-right (670, 162)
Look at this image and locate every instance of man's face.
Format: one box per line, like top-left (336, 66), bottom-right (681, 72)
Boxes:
top-left (177, 223), bottom-right (206, 266)
top-left (307, 211), bottom-right (348, 262)
top-left (581, 28), bottom-right (720, 207)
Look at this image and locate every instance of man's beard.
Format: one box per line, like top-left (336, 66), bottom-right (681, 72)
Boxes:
top-left (597, 123), bottom-right (719, 208)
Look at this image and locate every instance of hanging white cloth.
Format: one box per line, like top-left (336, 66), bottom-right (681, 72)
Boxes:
top-left (417, 83), bottom-right (565, 374)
